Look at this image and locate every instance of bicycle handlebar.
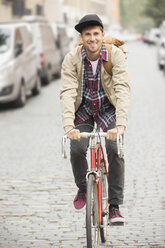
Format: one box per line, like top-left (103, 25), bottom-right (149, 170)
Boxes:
top-left (80, 132), bottom-right (107, 138)
top-left (62, 131), bottom-right (124, 159)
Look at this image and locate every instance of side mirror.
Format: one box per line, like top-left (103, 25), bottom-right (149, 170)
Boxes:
top-left (156, 33), bottom-right (160, 38)
top-left (14, 42), bottom-right (23, 57)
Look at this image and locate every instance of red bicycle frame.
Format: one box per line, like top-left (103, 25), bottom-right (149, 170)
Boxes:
top-left (90, 141), bottom-right (109, 226)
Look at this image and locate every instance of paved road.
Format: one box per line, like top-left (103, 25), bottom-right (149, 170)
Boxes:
top-left (0, 41), bottom-right (165, 248)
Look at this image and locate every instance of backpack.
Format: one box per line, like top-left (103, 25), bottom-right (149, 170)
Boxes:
top-left (78, 37), bottom-right (126, 76)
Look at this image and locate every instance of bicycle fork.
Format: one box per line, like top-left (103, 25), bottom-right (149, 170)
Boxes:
top-left (86, 143), bottom-right (106, 227)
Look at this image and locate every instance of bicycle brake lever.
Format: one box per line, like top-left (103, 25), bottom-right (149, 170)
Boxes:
top-left (117, 133), bottom-right (124, 158)
top-left (62, 135), bottom-right (67, 159)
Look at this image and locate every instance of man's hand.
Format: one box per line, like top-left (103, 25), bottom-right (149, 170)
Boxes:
top-left (106, 125), bottom-right (125, 140)
top-left (64, 125), bottom-right (81, 141)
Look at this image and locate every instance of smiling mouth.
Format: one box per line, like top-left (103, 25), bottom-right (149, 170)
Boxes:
top-left (89, 43), bottom-right (97, 47)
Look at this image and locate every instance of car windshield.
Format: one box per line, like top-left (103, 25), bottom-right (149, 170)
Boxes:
top-left (0, 28), bottom-right (11, 53)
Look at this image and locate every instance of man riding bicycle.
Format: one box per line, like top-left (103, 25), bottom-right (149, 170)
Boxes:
top-left (60, 14), bottom-right (130, 225)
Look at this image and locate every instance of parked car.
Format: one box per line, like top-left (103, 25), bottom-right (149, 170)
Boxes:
top-left (51, 23), bottom-right (71, 63)
top-left (143, 28), bottom-right (160, 45)
top-left (143, 30), bottom-right (149, 43)
top-left (23, 16), bottom-right (61, 84)
top-left (0, 23), bottom-right (41, 107)
top-left (157, 21), bottom-right (165, 70)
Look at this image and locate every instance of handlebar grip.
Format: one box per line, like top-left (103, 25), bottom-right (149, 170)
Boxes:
top-left (61, 135), bottom-right (67, 159)
top-left (117, 134), bottom-right (124, 158)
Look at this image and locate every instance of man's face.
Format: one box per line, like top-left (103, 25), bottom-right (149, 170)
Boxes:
top-left (80, 26), bottom-right (105, 54)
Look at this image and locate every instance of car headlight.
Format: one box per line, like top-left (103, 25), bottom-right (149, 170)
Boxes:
top-left (0, 85), bottom-right (13, 96)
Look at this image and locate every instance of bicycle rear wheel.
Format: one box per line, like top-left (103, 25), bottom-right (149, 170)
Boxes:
top-left (100, 162), bottom-right (108, 243)
top-left (86, 174), bottom-right (100, 248)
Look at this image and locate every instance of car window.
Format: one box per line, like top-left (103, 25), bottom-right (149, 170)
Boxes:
top-left (39, 25), bottom-right (46, 48)
top-left (14, 28), bottom-right (23, 57)
top-left (0, 28), bottom-right (11, 53)
top-left (19, 27), bottom-right (32, 49)
top-left (58, 27), bottom-right (70, 49)
top-left (40, 25), bottom-right (54, 48)
top-left (14, 28), bottom-right (23, 46)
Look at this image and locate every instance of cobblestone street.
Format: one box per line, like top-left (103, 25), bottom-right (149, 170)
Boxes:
top-left (0, 42), bottom-right (165, 248)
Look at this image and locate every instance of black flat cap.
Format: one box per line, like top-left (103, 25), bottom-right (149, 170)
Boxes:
top-left (75, 14), bottom-right (104, 33)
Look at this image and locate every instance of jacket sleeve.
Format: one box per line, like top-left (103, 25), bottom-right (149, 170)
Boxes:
top-left (111, 46), bottom-right (131, 126)
top-left (60, 52), bottom-right (78, 128)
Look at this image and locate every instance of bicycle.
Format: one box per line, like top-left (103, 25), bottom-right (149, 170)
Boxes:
top-left (62, 124), bottom-right (124, 248)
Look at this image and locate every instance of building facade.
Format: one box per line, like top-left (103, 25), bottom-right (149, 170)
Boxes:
top-left (0, 0), bottom-right (120, 28)
top-left (0, 0), bottom-right (45, 22)
top-left (110, 0), bottom-right (120, 25)
top-left (62, 0), bottom-right (111, 30)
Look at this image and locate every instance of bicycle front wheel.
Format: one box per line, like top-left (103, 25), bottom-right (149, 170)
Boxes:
top-left (86, 174), bottom-right (100, 248)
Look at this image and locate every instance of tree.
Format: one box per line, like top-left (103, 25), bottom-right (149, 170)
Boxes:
top-left (144, 0), bottom-right (165, 27)
top-left (120, 0), bottom-right (153, 32)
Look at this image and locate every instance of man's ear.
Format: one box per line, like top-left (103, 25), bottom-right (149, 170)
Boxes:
top-left (79, 33), bottom-right (82, 41)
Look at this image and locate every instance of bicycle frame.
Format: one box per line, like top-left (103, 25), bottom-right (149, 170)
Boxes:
top-left (87, 134), bottom-right (109, 227)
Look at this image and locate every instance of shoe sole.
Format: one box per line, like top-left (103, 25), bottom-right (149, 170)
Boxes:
top-left (108, 217), bottom-right (125, 226)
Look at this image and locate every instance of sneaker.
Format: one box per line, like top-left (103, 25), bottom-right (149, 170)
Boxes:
top-left (73, 189), bottom-right (86, 210)
top-left (109, 207), bottom-right (125, 225)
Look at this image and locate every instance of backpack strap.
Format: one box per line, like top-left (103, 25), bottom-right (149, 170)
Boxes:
top-left (78, 44), bottom-right (82, 53)
top-left (103, 44), bottom-right (112, 76)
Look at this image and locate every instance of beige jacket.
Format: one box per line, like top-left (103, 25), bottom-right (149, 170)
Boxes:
top-left (60, 44), bottom-right (130, 128)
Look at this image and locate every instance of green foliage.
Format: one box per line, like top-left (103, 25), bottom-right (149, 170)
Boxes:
top-left (120, 0), bottom-right (165, 32)
top-left (120, 0), bottom-right (152, 32)
top-left (144, 0), bottom-right (165, 26)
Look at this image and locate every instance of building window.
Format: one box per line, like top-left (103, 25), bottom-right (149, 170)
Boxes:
top-left (2, 0), bottom-right (13, 3)
top-left (24, 9), bottom-right (31, 15)
top-left (36, 4), bottom-right (43, 16)
top-left (12, 0), bottom-right (25, 16)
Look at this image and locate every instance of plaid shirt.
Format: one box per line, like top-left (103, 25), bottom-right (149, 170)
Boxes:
top-left (75, 43), bottom-right (116, 131)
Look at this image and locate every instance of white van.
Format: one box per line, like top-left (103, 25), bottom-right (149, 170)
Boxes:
top-left (0, 23), bottom-right (41, 107)
top-left (157, 21), bottom-right (165, 70)
top-left (22, 16), bottom-right (61, 84)
top-left (51, 23), bottom-right (71, 63)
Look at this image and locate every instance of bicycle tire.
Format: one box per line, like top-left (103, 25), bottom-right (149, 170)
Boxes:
top-left (86, 174), bottom-right (100, 248)
top-left (100, 162), bottom-right (108, 243)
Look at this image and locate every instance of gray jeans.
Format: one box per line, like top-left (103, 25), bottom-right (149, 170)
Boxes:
top-left (70, 117), bottom-right (125, 205)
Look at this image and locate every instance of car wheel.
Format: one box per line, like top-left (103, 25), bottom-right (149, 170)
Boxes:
top-left (158, 64), bottom-right (164, 70)
top-left (48, 63), bottom-right (53, 82)
top-left (15, 82), bottom-right (27, 107)
top-left (41, 74), bottom-right (49, 85)
top-left (32, 75), bottom-right (41, 96)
